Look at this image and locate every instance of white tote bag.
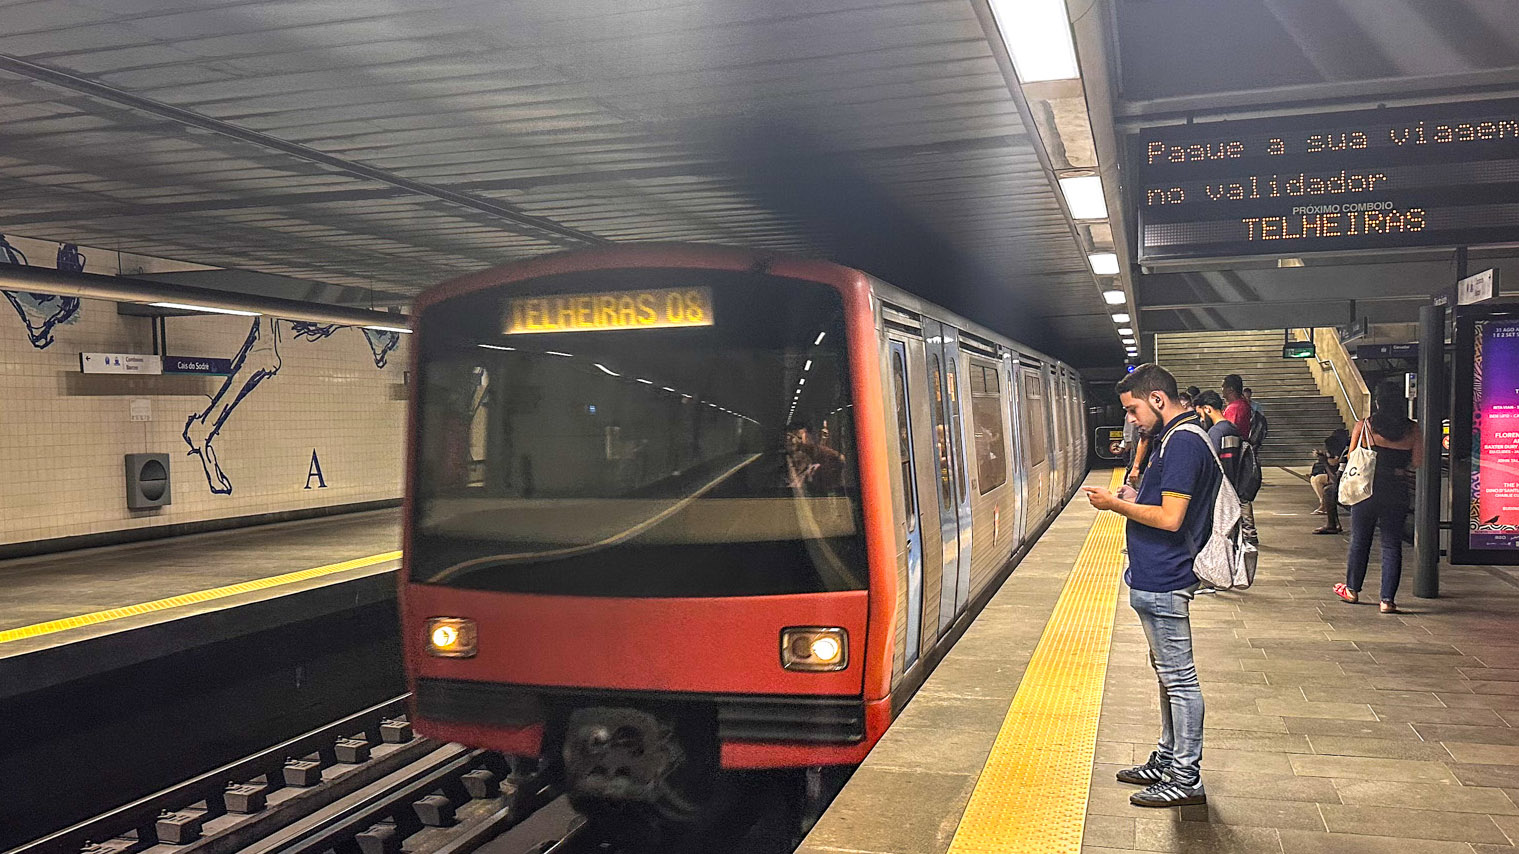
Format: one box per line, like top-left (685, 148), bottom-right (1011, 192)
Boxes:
top-left (1338, 420), bottom-right (1376, 507)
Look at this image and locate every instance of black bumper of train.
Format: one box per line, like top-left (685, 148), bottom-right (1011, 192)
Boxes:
top-left (415, 678), bottom-right (866, 744)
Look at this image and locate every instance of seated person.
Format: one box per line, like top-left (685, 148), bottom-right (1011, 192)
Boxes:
top-left (1311, 427), bottom-right (1351, 533)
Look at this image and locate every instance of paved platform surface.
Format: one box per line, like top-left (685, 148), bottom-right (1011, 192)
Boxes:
top-left (0, 509), bottom-right (400, 659)
top-left (801, 467), bottom-right (1519, 854)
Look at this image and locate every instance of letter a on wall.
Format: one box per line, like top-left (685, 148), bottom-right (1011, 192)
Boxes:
top-left (305, 450), bottom-right (328, 489)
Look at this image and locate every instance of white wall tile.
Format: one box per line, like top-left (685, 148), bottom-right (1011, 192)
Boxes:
top-left (0, 295), bottom-right (405, 545)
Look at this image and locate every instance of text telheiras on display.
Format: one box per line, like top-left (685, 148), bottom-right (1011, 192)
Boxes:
top-left (1133, 100), bottom-right (1519, 262)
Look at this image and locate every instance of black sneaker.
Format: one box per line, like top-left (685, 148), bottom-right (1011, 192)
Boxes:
top-left (1129, 778), bottom-right (1206, 808)
top-left (1115, 751), bottom-right (1169, 785)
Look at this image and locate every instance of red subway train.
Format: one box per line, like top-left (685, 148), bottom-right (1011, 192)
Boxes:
top-left (399, 245), bottom-right (1087, 820)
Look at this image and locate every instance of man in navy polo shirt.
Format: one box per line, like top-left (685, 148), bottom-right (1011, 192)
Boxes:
top-left (1085, 363), bottom-right (1220, 808)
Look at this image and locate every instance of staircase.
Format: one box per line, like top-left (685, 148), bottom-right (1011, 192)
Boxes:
top-left (1155, 331), bottom-right (1349, 467)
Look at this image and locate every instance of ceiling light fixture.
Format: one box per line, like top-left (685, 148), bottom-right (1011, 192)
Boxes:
top-left (1090, 254), bottom-right (1121, 276)
top-left (364, 324), bottom-right (413, 335)
top-left (1118, 327), bottom-right (1133, 335)
top-left (1058, 175), bottom-right (1108, 220)
top-left (1112, 313), bottom-right (1130, 323)
top-left (149, 302), bottom-right (260, 317)
top-left (988, 0), bottom-right (1079, 83)
top-left (1102, 289), bottom-right (1125, 305)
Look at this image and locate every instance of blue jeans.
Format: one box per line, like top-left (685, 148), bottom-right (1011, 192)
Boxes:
top-left (1346, 490), bottom-right (1409, 602)
top-left (1130, 586), bottom-right (1204, 785)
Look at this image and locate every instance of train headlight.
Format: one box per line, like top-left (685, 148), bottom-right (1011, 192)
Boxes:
top-left (427, 617), bottom-right (477, 658)
top-left (780, 627), bottom-right (848, 672)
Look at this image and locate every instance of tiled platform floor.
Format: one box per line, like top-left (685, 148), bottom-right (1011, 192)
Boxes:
top-left (0, 509), bottom-right (400, 633)
top-left (802, 468), bottom-right (1519, 854)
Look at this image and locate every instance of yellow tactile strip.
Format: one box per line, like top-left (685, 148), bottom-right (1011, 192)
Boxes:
top-left (947, 469), bottom-right (1127, 854)
top-left (0, 550), bottom-right (401, 645)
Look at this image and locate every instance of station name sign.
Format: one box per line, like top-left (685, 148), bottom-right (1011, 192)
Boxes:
top-left (504, 286), bottom-right (714, 335)
top-left (1132, 99), bottom-right (1519, 262)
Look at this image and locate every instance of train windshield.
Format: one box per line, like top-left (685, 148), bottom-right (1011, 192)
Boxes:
top-left (410, 269), bottom-right (868, 597)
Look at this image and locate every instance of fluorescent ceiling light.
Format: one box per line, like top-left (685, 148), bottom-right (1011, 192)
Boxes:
top-left (364, 324), bottom-right (412, 334)
top-left (150, 302), bottom-right (260, 317)
top-left (804, 359), bottom-right (813, 371)
top-left (1123, 338), bottom-right (1136, 345)
top-left (1118, 327), bottom-right (1133, 335)
top-left (1102, 289), bottom-right (1125, 305)
top-left (1090, 254), bottom-right (1121, 276)
top-left (636, 378), bottom-right (654, 385)
top-left (814, 332), bottom-right (827, 345)
top-left (990, 0), bottom-right (1079, 83)
top-left (545, 350), bottom-right (572, 358)
top-left (1112, 313), bottom-right (1130, 323)
top-left (593, 363), bottom-right (619, 376)
top-left (1059, 175), bottom-right (1108, 220)
top-left (479, 344), bottom-right (516, 352)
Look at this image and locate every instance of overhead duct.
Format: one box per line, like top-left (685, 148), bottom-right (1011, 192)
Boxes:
top-left (0, 264), bottom-right (410, 330)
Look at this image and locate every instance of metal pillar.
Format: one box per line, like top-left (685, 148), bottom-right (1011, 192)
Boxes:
top-left (1413, 303), bottom-right (1444, 598)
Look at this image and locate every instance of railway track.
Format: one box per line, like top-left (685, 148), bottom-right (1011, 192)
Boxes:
top-left (7, 696), bottom-right (582, 854)
top-left (10, 694), bottom-right (815, 854)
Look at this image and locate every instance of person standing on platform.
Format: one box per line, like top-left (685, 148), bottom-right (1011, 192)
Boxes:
top-left (1334, 381), bottom-right (1421, 613)
top-left (1084, 364), bottom-right (1219, 808)
top-left (1222, 375), bottom-right (1251, 436)
top-left (1195, 390), bottom-right (1257, 547)
top-left (1222, 374), bottom-right (1259, 546)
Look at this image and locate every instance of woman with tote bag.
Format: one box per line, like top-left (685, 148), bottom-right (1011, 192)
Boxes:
top-left (1333, 381), bottom-right (1422, 613)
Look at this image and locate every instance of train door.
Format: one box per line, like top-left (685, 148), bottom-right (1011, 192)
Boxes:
top-left (923, 319), bottom-right (973, 635)
top-left (1017, 359), bottom-right (1051, 521)
top-left (1003, 351), bottom-right (1029, 548)
top-left (887, 338), bottom-right (925, 669)
top-left (1050, 368), bottom-right (1068, 495)
top-left (1044, 366), bottom-right (1063, 500)
top-left (1059, 370), bottom-right (1074, 491)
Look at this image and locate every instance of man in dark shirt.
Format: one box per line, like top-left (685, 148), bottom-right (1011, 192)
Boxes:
top-left (1085, 364), bottom-right (1219, 808)
top-left (1193, 391), bottom-right (1242, 485)
top-left (1197, 390), bottom-right (1256, 547)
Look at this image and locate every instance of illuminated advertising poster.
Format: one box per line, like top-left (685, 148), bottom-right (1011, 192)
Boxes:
top-left (1453, 305), bottom-right (1519, 564)
top-left (1471, 319), bottom-right (1519, 549)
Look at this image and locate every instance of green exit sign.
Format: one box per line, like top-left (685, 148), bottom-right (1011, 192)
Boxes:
top-left (1282, 342), bottom-right (1317, 359)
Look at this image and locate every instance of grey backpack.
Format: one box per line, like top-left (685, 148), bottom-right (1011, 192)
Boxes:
top-left (1160, 423), bottom-right (1257, 590)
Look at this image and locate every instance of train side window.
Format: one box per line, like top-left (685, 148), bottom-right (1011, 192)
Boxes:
top-left (970, 360), bottom-right (1007, 493)
top-left (1020, 368), bottom-right (1048, 463)
top-left (891, 348), bottom-right (917, 531)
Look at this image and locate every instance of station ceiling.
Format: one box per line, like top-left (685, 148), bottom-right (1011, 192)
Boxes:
top-left (0, 0), bottom-right (1122, 367)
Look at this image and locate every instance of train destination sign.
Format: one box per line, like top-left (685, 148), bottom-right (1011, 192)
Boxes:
top-left (1133, 99), bottom-right (1519, 262)
top-left (504, 286), bottom-right (714, 335)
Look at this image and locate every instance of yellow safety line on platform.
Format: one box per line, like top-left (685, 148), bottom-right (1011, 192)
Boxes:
top-left (947, 469), bottom-right (1127, 854)
top-left (0, 550), bottom-right (402, 645)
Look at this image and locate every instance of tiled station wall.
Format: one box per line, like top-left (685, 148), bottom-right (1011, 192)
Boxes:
top-left (0, 292), bottom-right (406, 546)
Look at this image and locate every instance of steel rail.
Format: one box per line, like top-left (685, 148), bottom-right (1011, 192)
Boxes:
top-left (8, 696), bottom-right (422, 854)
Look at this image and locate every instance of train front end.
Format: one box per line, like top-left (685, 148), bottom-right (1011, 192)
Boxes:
top-left (400, 247), bottom-right (896, 818)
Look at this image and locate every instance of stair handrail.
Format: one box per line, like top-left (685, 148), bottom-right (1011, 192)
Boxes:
top-left (1310, 326), bottom-right (1369, 427)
